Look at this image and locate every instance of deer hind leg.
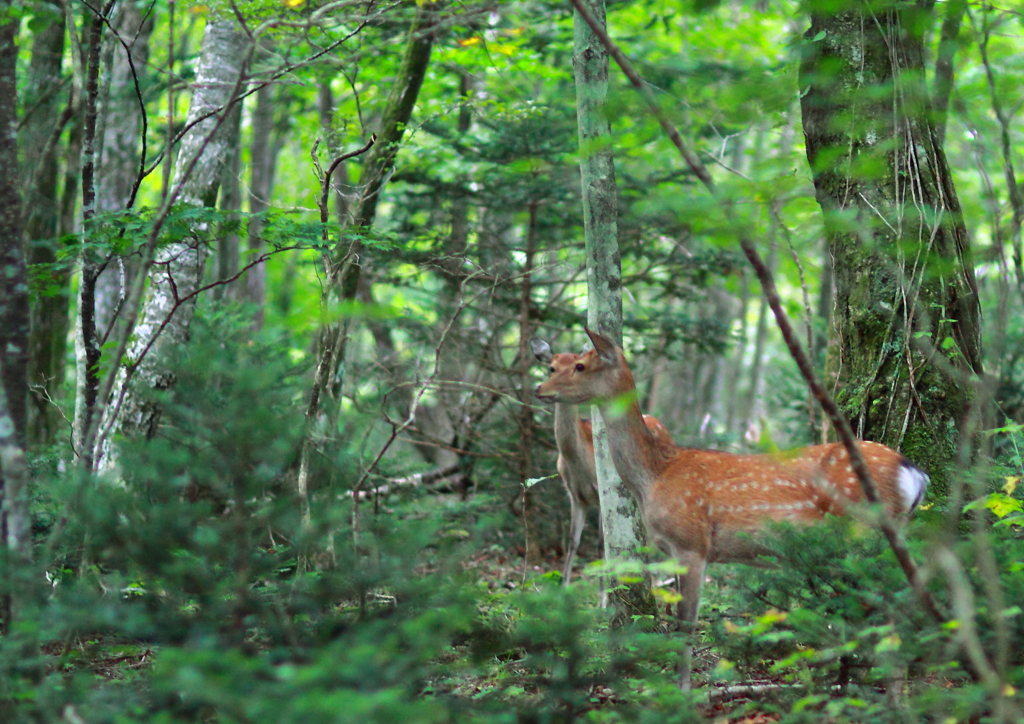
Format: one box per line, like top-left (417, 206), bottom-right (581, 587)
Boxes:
top-left (675, 551), bottom-right (708, 691)
top-left (562, 497), bottom-right (587, 585)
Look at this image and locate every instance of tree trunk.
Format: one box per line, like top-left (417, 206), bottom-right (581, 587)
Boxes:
top-left (296, 4), bottom-right (436, 520)
top-left (574, 0), bottom-right (656, 624)
top-left (742, 244), bottom-right (777, 439)
top-left (334, 2), bottom-right (436, 300)
top-left (517, 205), bottom-right (540, 565)
top-left (215, 103), bottom-right (242, 299)
top-left (931, 0), bottom-right (966, 147)
top-left (0, 0), bottom-right (32, 583)
top-left (21, 10), bottom-right (69, 447)
top-left (94, 3), bottom-right (154, 330)
top-left (246, 82), bottom-right (283, 325)
top-left (0, 4), bottom-right (28, 449)
top-left (110, 14), bottom-right (249, 449)
top-left (800, 2), bottom-right (983, 495)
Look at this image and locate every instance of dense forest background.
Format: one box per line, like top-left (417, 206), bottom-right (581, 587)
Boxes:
top-left (1, 0), bottom-right (1023, 720)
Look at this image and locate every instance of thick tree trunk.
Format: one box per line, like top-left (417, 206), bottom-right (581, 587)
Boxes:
top-left (22, 11), bottom-right (69, 447)
top-left (800, 2), bottom-right (983, 494)
top-left (573, 0), bottom-right (656, 624)
top-left (109, 15), bottom-right (249, 450)
top-left (0, 5), bottom-right (28, 449)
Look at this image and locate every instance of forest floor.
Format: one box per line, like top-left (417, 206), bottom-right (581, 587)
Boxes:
top-left (458, 545), bottom-right (788, 722)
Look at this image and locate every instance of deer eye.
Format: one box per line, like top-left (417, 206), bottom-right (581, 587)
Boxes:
top-left (549, 366), bottom-right (555, 373)
top-left (575, 363), bottom-right (585, 372)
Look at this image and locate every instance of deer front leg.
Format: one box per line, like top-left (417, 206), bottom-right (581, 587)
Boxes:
top-left (562, 496), bottom-right (587, 585)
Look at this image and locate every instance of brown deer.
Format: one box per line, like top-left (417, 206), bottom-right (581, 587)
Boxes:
top-left (530, 338), bottom-right (674, 584)
top-left (535, 328), bottom-right (927, 689)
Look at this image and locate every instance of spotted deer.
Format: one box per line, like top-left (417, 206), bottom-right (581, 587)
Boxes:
top-left (530, 338), bottom-right (674, 584)
top-left (535, 328), bottom-right (928, 689)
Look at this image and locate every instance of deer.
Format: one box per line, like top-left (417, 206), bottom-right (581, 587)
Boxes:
top-left (530, 338), bottom-right (674, 585)
top-left (534, 328), bottom-right (928, 689)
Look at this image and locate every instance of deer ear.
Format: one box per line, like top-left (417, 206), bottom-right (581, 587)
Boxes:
top-left (584, 328), bottom-right (618, 363)
top-left (529, 338), bottom-right (552, 363)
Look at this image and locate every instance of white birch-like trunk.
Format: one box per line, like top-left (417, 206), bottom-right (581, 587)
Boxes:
top-left (573, 0), bottom-right (656, 622)
top-left (98, 15), bottom-right (249, 465)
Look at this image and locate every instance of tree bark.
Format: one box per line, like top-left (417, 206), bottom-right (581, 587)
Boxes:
top-left (517, 205), bottom-right (540, 565)
top-left (931, 0), bottom-right (966, 147)
top-left (215, 103), bottom-right (242, 299)
top-left (0, 2), bottom-right (28, 449)
top-left (245, 82), bottom-right (283, 325)
top-left (109, 14), bottom-right (249, 450)
top-left (21, 10), bottom-right (70, 447)
top-left (0, 0), bottom-right (32, 593)
top-left (94, 2), bottom-right (153, 330)
top-left (800, 2), bottom-right (983, 494)
top-left (573, 0), bottom-right (656, 624)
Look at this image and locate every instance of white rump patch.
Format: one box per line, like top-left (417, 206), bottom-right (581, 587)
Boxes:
top-left (898, 462), bottom-right (929, 512)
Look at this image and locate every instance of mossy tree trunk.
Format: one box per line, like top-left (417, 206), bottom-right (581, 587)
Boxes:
top-left (21, 10), bottom-right (68, 447)
top-left (799, 1), bottom-right (983, 495)
top-left (0, 0), bottom-right (32, 583)
top-left (574, 0), bottom-right (657, 625)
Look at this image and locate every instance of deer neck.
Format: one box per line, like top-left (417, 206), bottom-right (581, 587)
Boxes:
top-left (593, 367), bottom-right (670, 503)
top-left (553, 402), bottom-right (591, 463)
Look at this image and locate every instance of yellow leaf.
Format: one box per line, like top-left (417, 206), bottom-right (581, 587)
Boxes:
top-left (1005, 684), bottom-right (1017, 697)
top-left (491, 43), bottom-right (517, 56)
top-left (458, 37), bottom-right (481, 46)
top-left (757, 608), bottom-right (788, 626)
top-left (283, 0), bottom-right (303, 7)
top-left (1004, 476), bottom-right (1020, 495)
top-left (653, 587), bottom-right (682, 605)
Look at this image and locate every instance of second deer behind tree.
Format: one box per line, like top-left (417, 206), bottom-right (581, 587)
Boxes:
top-left (530, 338), bottom-right (673, 584)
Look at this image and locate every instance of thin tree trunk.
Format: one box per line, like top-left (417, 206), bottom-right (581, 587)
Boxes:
top-left (800, 2), bottom-right (983, 495)
top-left (742, 244), bottom-right (777, 438)
top-left (215, 104), bottom-right (242, 299)
top-left (95, 2), bottom-right (153, 331)
top-left (517, 204), bottom-right (540, 565)
top-left (573, 0), bottom-right (656, 624)
top-left (976, 13), bottom-right (1024, 309)
top-left (723, 273), bottom-right (750, 435)
top-left (245, 82), bottom-right (283, 325)
top-left (73, 0), bottom-right (113, 467)
top-left (22, 12), bottom-right (69, 447)
top-left (297, 4), bottom-right (437, 512)
top-left (334, 3), bottom-right (436, 301)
